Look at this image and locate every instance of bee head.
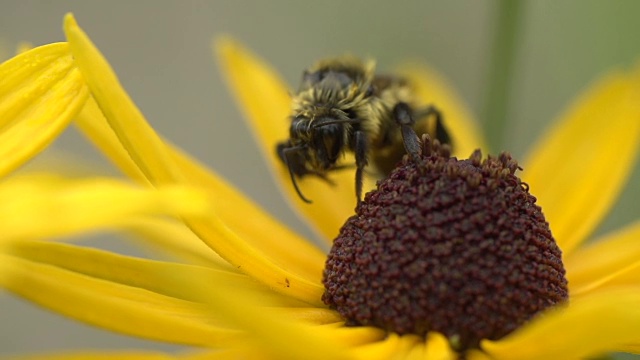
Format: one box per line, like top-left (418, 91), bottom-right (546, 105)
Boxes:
top-left (277, 114), bottom-right (349, 203)
top-left (289, 115), bottom-right (345, 172)
top-left (278, 56), bottom-right (375, 203)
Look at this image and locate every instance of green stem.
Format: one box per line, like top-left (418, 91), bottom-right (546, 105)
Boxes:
top-left (482, 0), bottom-right (524, 152)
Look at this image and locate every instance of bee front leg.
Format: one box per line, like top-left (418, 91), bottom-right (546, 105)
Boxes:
top-left (354, 130), bottom-right (368, 204)
top-left (393, 102), bottom-right (422, 162)
top-left (277, 141), bottom-right (313, 204)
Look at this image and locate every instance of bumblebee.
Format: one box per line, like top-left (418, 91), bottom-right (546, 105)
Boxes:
top-left (276, 56), bottom-right (452, 204)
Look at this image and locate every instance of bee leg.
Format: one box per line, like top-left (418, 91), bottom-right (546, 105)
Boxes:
top-left (393, 102), bottom-right (422, 162)
top-left (276, 141), bottom-right (291, 168)
top-left (278, 143), bottom-right (313, 204)
top-left (354, 130), bottom-right (368, 204)
top-left (415, 105), bottom-right (452, 147)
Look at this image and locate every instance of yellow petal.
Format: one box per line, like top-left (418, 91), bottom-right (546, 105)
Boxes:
top-left (0, 42), bottom-right (88, 178)
top-left (0, 174), bottom-right (210, 242)
top-left (182, 348), bottom-right (273, 360)
top-left (404, 340), bottom-right (425, 360)
top-left (271, 307), bottom-right (343, 324)
top-left (215, 36), bottom-right (361, 243)
top-left (10, 349), bottom-right (301, 360)
top-left (63, 15), bottom-right (325, 304)
top-left (64, 15), bottom-right (182, 184)
top-left (76, 98), bottom-right (325, 280)
top-left (75, 98), bottom-right (149, 185)
top-left (404, 332), bottom-right (459, 360)
top-left (479, 288), bottom-right (640, 360)
top-left (171, 264), bottom-right (352, 360)
top-left (522, 66), bottom-right (640, 254)
top-left (566, 220), bottom-right (640, 295)
top-left (0, 254), bottom-right (237, 347)
top-left (423, 332), bottom-right (457, 360)
top-left (189, 202), bottom-right (326, 305)
top-left (169, 146), bottom-right (327, 284)
top-left (163, 173), bottom-right (328, 304)
top-left (351, 333), bottom-right (402, 360)
top-left (390, 335), bottom-right (421, 360)
top-left (7, 240), bottom-right (301, 308)
top-left (122, 217), bottom-right (237, 270)
top-left (329, 325), bottom-right (387, 347)
top-left (397, 64), bottom-right (487, 158)
top-left (9, 351), bottom-right (175, 360)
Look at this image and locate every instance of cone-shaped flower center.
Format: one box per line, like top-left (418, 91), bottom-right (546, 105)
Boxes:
top-left (322, 137), bottom-right (568, 351)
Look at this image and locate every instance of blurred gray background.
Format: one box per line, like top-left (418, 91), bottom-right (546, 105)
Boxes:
top-left (1, 1), bottom-right (639, 358)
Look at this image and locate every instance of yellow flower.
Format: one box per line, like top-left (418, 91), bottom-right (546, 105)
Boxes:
top-left (1, 13), bottom-right (640, 360)
top-left (0, 41), bottom-right (211, 247)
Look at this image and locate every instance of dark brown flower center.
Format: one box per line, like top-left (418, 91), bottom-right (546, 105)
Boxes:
top-left (322, 137), bottom-right (569, 351)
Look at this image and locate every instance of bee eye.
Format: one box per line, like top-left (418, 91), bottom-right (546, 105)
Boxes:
top-left (365, 85), bottom-right (375, 97)
top-left (291, 116), bottom-right (309, 137)
top-left (302, 70), bottom-right (323, 85)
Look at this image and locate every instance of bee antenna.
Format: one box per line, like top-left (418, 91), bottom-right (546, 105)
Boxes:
top-left (282, 146), bottom-right (313, 204)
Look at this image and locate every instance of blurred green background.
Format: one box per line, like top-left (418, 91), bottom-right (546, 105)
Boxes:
top-left (1, 1), bottom-right (639, 358)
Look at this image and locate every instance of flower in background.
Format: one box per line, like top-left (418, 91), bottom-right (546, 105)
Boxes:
top-left (0, 13), bottom-right (639, 360)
